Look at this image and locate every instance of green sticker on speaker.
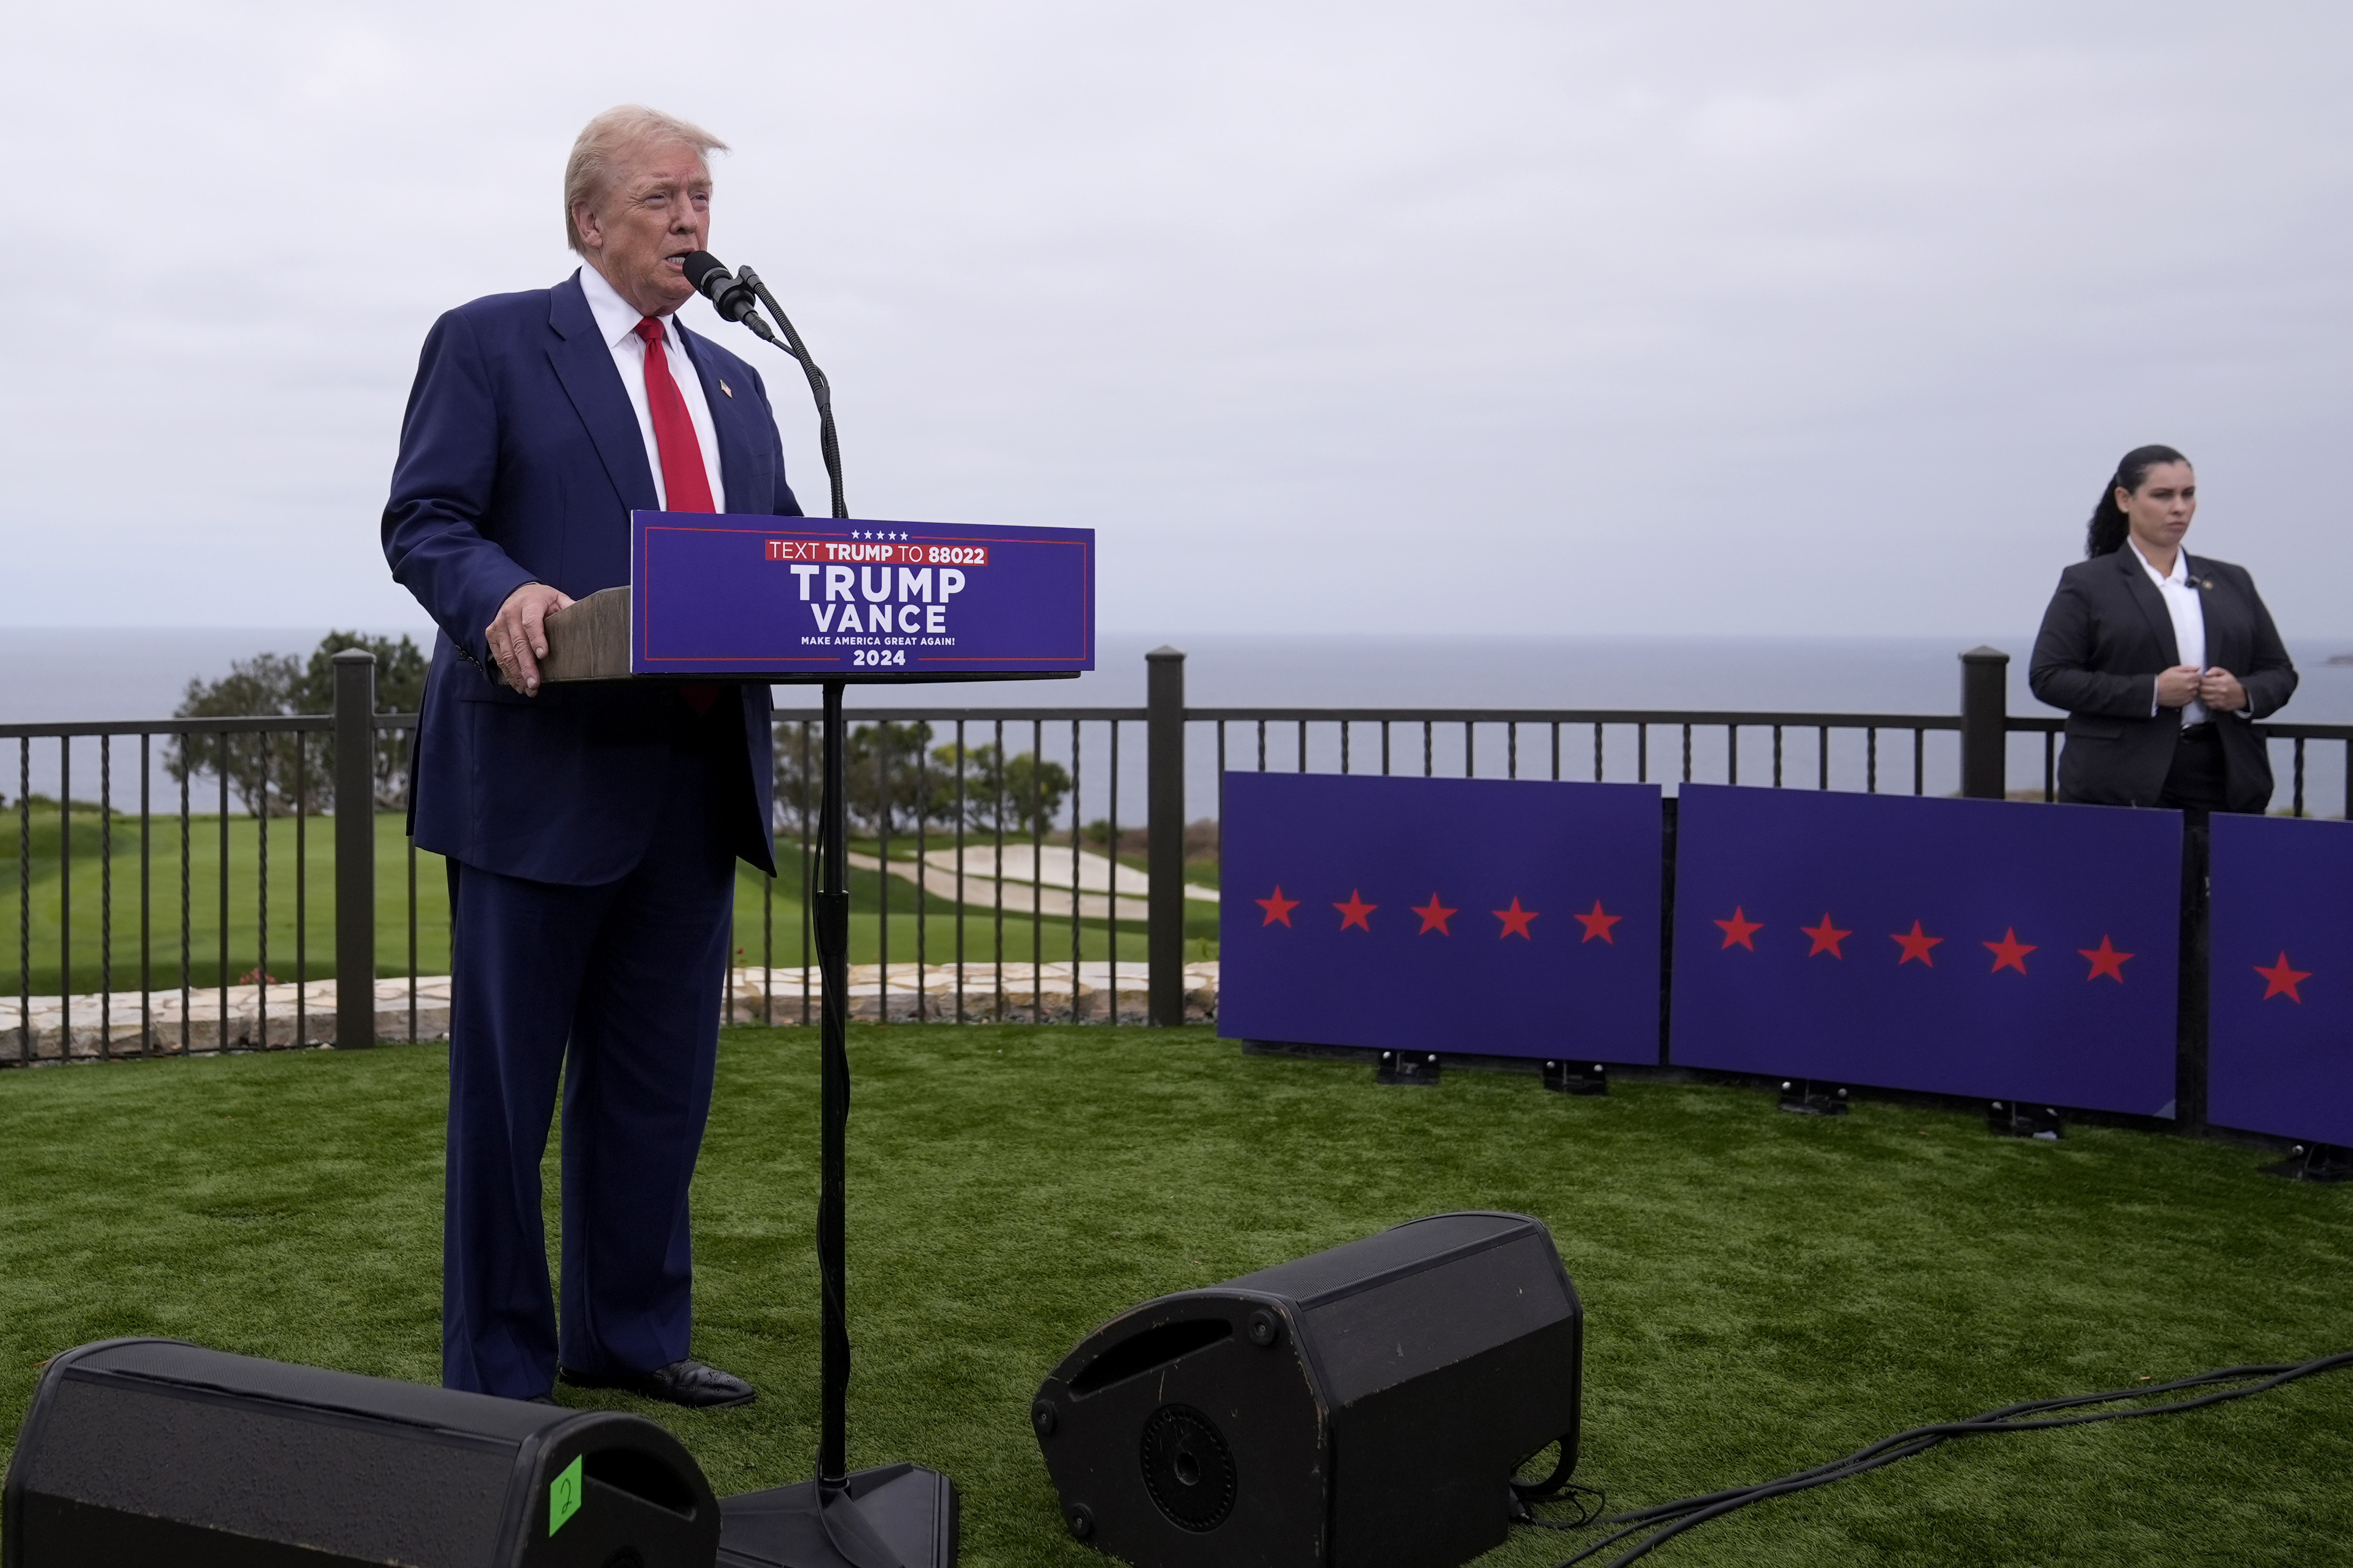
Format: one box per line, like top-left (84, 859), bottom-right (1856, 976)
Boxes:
top-left (550, 1454), bottom-right (583, 1536)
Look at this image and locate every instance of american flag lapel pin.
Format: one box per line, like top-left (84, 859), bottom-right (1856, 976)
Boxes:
top-left (720, 379), bottom-right (733, 398)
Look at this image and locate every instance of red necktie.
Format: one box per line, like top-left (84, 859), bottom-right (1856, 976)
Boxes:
top-left (634, 316), bottom-right (716, 512)
top-left (634, 317), bottom-right (722, 713)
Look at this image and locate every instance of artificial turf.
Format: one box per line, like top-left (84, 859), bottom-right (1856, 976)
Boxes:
top-left (2, 1025), bottom-right (2348, 1566)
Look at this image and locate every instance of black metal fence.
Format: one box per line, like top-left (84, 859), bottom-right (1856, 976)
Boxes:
top-left (750, 706), bottom-right (1149, 1029)
top-left (0, 703), bottom-right (431, 1064)
top-left (8, 645), bottom-right (2351, 1063)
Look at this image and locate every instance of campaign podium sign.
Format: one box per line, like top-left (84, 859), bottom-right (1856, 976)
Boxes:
top-left (540, 512), bottom-right (1094, 683)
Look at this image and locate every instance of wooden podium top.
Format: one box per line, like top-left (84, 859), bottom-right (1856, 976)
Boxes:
top-left (537, 587), bottom-right (633, 683)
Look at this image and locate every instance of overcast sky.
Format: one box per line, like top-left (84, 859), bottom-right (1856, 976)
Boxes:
top-left (5, 1), bottom-right (2349, 639)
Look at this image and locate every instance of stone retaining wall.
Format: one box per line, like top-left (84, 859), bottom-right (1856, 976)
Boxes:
top-left (722, 961), bottom-right (1220, 1025)
top-left (0, 979), bottom-right (453, 1060)
top-left (1, 963), bottom-right (1220, 1061)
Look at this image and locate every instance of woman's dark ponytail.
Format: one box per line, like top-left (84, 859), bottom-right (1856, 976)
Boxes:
top-left (2086, 444), bottom-right (2190, 558)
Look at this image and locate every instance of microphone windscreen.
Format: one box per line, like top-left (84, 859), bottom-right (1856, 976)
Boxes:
top-left (682, 250), bottom-right (731, 296)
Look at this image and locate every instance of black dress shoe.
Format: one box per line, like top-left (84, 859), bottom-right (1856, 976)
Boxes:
top-left (559, 1358), bottom-right (756, 1409)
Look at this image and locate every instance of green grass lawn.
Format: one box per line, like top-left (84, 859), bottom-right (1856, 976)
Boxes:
top-left (748, 838), bottom-right (1216, 982)
top-left (2, 1027), bottom-right (2348, 1565)
top-left (1, 808), bottom-right (1216, 996)
top-left (0, 808), bottom-right (451, 994)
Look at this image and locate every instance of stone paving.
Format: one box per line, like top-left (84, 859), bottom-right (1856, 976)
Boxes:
top-left (1, 963), bottom-right (1220, 1061)
top-left (0, 978), bottom-right (452, 1060)
top-left (720, 960), bottom-right (1220, 1025)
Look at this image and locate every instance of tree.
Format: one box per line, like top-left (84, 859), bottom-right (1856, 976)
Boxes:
top-left (772, 719), bottom-right (953, 838)
top-left (295, 631), bottom-right (428, 810)
top-left (846, 720), bottom-right (950, 837)
top-left (167, 631), bottom-right (428, 815)
top-left (768, 725), bottom-right (1072, 840)
top-left (166, 653), bottom-right (308, 817)
top-left (931, 740), bottom-right (1070, 834)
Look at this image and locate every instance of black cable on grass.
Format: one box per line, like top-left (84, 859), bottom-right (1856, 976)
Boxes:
top-left (1526, 1350), bottom-right (2353, 1567)
top-left (1516, 1482), bottom-right (1608, 1531)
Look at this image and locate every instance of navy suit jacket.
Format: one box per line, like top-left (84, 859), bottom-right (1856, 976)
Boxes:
top-left (2028, 548), bottom-right (2296, 813)
top-left (383, 271), bottom-right (801, 884)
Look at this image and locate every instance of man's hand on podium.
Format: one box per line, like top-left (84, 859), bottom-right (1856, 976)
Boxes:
top-left (488, 582), bottom-right (576, 696)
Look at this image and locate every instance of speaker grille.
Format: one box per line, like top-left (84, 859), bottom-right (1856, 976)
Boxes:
top-left (1137, 1404), bottom-right (1236, 1532)
top-left (21, 1372), bottom-right (512, 1564)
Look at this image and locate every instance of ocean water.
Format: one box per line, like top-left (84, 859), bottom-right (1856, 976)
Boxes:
top-left (786, 630), bottom-right (2353, 721)
top-left (5, 627), bottom-right (2351, 813)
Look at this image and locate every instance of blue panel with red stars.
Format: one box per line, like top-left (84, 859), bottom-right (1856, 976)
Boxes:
top-left (1218, 771), bottom-right (1663, 1060)
top-left (1668, 783), bottom-right (2180, 1114)
top-left (2209, 813), bottom-right (2353, 1147)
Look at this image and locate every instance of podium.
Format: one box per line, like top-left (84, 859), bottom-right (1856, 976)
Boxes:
top-left (554, 511), bottom-right (1093, 1568)
top-left (538, 514), bottom-right (1094, 685)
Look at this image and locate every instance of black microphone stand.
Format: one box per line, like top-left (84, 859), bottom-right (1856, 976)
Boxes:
top-left (710, 279), bottom-right (958, 1568)
top-left (700, 268), bottom-right (845, 524)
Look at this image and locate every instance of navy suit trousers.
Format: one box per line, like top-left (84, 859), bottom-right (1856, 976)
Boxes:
top-left (441, 739), bottom-right (738, 1398)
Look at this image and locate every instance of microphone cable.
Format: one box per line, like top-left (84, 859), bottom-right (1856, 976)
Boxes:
top-left (682, 250), bottom-right (847, 521)
top-left (1519, 1349), bottom-right (2353, 1566)
top-left (738, 268), bottom-right (846, 523)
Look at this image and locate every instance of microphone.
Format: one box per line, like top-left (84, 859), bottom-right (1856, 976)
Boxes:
top-left (681, 248), bottom-right (849, 519)
top-left (683, 250), bottom-right (764, 325)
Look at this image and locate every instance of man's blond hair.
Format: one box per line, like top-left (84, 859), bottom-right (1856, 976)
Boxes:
top-left (563, 106), bottom-right (729, 255)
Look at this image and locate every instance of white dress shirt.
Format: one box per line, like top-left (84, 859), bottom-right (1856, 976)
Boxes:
top-left (577, 264), bottom-right (727, 512)
top-left (2128, 539), bottom-right (2207, 726)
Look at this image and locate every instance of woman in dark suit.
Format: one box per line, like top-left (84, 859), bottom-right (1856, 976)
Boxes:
top-left (2029, 445), bottom-right (2296, 813)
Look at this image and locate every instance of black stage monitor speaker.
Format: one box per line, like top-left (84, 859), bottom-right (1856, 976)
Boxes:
top-left (3, 1338), bottom-right (720, 1568)
top-left (1031, 1212), bottom-right (1581, 1568)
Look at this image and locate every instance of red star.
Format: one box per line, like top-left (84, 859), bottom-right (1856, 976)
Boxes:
top-left (1494, 898), bottom-right (1540, 940)
top-left (1334, 889), bottom-right (1377, 932)
top-left (2079, 936), bottom-right (2133, 983)
top-left (2256, 952), bottom-right (2312, 1003)
top-left (1573, 899), bottom-right (1624, 944)
top-left (1800, 912), bottom-right (1852, 959)
top-left (1715, 906), bottom-right (1762, 950)
top-left (1255, 885), bottom-right (1299, 927)
top-left (1984, 927), bottom-right (2036, 975)
top-left (1411, 893), bottom-right (1458, 935)
top-left (1891, 920), bottom-right (1943, 967)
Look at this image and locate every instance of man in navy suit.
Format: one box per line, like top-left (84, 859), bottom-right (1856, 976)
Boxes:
top-left (383, 106), bottom-right (799, 1407)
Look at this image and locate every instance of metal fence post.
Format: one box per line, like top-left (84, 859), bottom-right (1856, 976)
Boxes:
top-left (1960, 646), bottom-right (2009, 799)
top-left (2176, 818), bottom-right (2210, 1133)
top-left (1147, 646), bottom-right (1187, 1026)
top-left (334, 650), bottom-right (377, 1048)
